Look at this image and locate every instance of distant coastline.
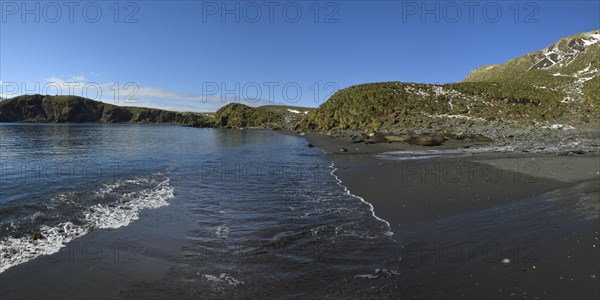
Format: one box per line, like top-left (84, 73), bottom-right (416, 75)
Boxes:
top-left (2, 30), bottom-right (599, 156)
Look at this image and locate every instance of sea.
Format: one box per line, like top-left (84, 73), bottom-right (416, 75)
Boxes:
top-left (0, 123), bottom-right (400, 298)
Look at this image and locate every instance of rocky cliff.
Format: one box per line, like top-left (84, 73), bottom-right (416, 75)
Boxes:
top-left (0, 94), bottom-right (212, 127)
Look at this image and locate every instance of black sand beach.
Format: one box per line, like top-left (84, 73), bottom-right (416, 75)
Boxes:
top-left (0, 196), bottom-right (193, 300)
top-left (305, 132), bottom-right (600, 299)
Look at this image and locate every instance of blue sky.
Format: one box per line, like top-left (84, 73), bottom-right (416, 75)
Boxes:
top-left (1, 1), bottom-right (598, 111)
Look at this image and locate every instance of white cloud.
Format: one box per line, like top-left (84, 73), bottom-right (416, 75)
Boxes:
top-left (44, 76), bottom-right (63, 83)
top-left (38, 76), bottom-right (275, 112)
top-left (1, 76), bottom-right (286, 112)
top-left (70, 75), bottom-right (86, 82)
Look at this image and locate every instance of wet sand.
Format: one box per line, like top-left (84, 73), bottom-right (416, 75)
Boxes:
top-left (0, 196), bottom-right (193, 300)
top-left (305, 132), bottom-right (600, 299)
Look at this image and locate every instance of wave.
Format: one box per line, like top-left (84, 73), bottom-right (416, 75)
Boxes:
top-left (329, 162), bottom-right (393, 237)
top-left (375, 147), bottom-right (516, 161)
top-left (86, 179), bottom-right (173, 229)
top-left (200, 273), bottom-right (245, 286)
top-left (0, 175), bottom-right (174, 273)
top-left (377, 141), bottom-right (599, 161)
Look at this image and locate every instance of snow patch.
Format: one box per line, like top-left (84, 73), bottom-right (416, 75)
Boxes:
top-left (576, 77), bottom-right (595, 84)
top-left (583, 33), bottom-right (600, 46)
top-left (541, 124), bottom-right (576, 130)
top-left (427, 114), bottom-right (486, 122)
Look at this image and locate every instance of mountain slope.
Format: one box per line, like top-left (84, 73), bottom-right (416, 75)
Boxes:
top-left (297, 30), bottom-right (600, 132)
top-left (296, 81), bottom-right (566, 132)
top-left (464, 30), bottom-right (600, 109)
top-left (0, 94), bottom-right (213, 126)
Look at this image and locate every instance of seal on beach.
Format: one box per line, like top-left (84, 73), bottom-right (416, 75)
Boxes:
top-left (33, 231), bottom-right (43, 240)
top-left (365, 133), bottom-right (387, 144)
top-left (406, 135), bottom-right (445, 146)
top-left (385, 135), bottom-right (411, 142)
top-left (350, 135), bottom-right (366, 143)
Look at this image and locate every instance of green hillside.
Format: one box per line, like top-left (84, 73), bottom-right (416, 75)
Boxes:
top-left (0, 95), bottom-right (314, 130)
top-left (0, 94), bottom-right (212, 126)
top-left (297, 30), bottom-right (600, 132)
top-left (464, 30), bottom-right (600, 112)
top-left (213, 103), bottom-right (313, 130)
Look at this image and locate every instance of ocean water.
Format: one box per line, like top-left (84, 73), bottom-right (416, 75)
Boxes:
top-left (0, 124), bottom-right (398, 297)
top-left (0, 124), bottom-right (598, 299)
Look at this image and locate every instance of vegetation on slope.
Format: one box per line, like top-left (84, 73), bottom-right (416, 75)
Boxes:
top-left (295, 81), bottom-right (569, 132)
top-left (296, 30), bottom-right (600, 132)
top-left (0, 94), bottom-right (212, 126)
top-left (213, 103), bottom-right (313, 130)
top-left (0, 95), bottom-right (314, 130)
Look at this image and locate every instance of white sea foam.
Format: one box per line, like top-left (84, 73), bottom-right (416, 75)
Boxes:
top-left (85, 179), bottom-right (173, 229)
top-left (94, 178), bottom-right (150, 198)
top-left (0, 221), bottom-right (87, 273)
top-left (95, 182), bottom-right (124, 197)
top-left (201, 273), bottom-right (245, 286)
top-left (354, 268), bottom-right (401, 279)
top-left (385, 143), bottom-right (589, 158)
top-left (215, 224), bottom-right (230, 238)
top-left (375, 148), bottom-right (491, 161)
top-left (0, 176), bottom-right (174, 273)
top-left (329, 162), bottom-right (393, 237)
top-left (354, 274), bottom-right (379, 279)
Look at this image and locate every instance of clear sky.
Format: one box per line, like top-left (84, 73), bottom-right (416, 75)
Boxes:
top-left (1, 1), bottom-right (598, 111)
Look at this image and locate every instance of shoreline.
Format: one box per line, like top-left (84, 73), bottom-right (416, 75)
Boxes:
top-left (304, 131), bottom-right (600, 298)
top-left (0, 186), bottom-right (194, 300)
